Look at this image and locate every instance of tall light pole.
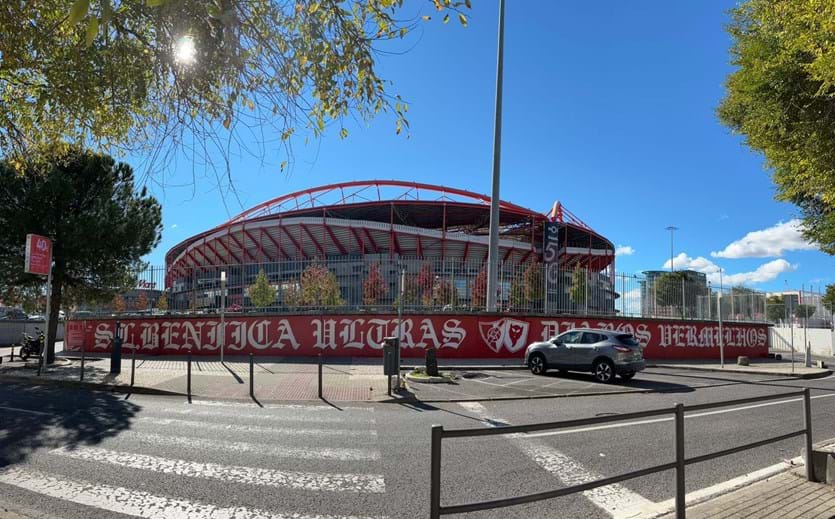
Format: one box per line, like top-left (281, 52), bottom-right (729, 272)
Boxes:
top-left (485, 0), bottom-right (506, 312)
top-left (220, 270), bottom-right (226, 363)
top-left (718, 268), bottom-right (724, 368)
top-left (665, 226), bottom-right (678, 272)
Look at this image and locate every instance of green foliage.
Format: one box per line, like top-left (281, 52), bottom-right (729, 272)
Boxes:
top-left (249, 269), bottom-right (277, 308)
top-left (290, 264), bottom-right (344, 307)
top-left (822, 284), bottom-right (835, 311)
top-left (0, 145), bottom-right (162, 361)
top-left (719, 0), bottom-right (835, 253)
top-left (794, 304), bottom-right (816, 320)
top-left (362, 262), bottom-right (387, 305)
top-left (766, 295), bottom-right (785, 323)
top-left (156, 293), bottom-right (169, 311)
top-left (569, 265), bottom-right (587, 306)
top-left (0, 1), bottom-right (471, 171)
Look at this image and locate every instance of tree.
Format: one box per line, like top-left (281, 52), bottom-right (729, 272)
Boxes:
top-left (156, 293), bottom-right (169, 312)
top-left (295, 264), bottom-right (344, 307)
top-left (0, 146), bottom-right (162, 363)
top-left (470, 266), bottom-right (487, 308)
top-left (0, 1), bottom-right (470, 175)
top-left (822, 284), bottom-right (835, 314)
top-left (416, 262), bottom-right (433, 307)
top-left (362, 262), bottom-right (387, 306)
top-left (719, 1), bottom-right (835, 253)
top-left (794, 304), bottom-right (816, 320)
top-left (431, 277), bottom-right (457, 308)
top-left (112, 295), bottom-right (126, 313)
top-left (569, 265), bottom-right (587, 309)
top-left (766, 295), bottom-right (785, 324)
top-left (248, 269), bottom-right (276, 309)
top-left (523, 261), bottom-right (544, 309)
top-left (134, 292), bottom-right (149, 312)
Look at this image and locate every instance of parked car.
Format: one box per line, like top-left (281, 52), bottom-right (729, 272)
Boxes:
top-left (524, 328), bottom-right (645, 383)
top-left (0, 307), bottom-right (28, 320)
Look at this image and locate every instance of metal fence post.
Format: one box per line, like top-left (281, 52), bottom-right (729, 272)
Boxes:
top-left (674, 403), bottom-right (686, 519)
top-left (249, 353), bottom-right (254, 398)
top-left (430, 425), bottom-right (443, 519)
top-left (79, 347), bottom-right (85, 381)
top-left (803, 388), bottom-right (815, 482)
top-left (187, 351), bottom-right (192, 401)
top-left (318, 353), bottom-right (323, 399)
top-left (130, 345), bottom-right (136, 387)
top-left (9, 345), bottom-right (13, 362)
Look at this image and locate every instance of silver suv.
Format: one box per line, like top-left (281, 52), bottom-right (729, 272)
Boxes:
top-left (524, 328), bottom-right (645, 383)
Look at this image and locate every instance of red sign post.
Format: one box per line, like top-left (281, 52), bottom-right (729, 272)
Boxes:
top-left (25, 234), bottom-right (52, 276)
top-left (24, 234), bottom-right (53, 369)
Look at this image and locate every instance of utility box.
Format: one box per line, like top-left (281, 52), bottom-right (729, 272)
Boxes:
top-left (383, 337), bottom-right (399, 376)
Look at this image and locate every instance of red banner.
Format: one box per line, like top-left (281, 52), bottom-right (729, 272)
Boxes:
top-left (24, 234), bottom-right (52, 276)
top-left (65, 314), bottom-right (769, 360)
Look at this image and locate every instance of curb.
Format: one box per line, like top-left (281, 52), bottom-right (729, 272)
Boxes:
top-left (383, 385), bottom-right (657, 404)
top-left (0, 374), bottom-right (183, 398)
top-left (401, 365), bottom-right (526, 371)
top-left (648, 364), bottom-right (832, 380)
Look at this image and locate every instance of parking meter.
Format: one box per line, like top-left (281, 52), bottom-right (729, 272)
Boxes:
top-left (110, 321), bottom-right (122, 375)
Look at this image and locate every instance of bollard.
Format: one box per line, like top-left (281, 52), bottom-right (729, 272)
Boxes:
top-left (249, 353), bottom-right (254, 398)
top-left (9, 345), bottom-right (13, 362)
top-left (130, 346), bottom-right (136, 387)
top-left (80, 347), bottom-right (86, 381)
top-left (318, 354), bottom-right (323, 400)
top-left (804, 388), bottom-right (815, 482)
top-left (674, 403), bottom-right (685, 519)
top-left (187, 351), bottom-right (192, 401)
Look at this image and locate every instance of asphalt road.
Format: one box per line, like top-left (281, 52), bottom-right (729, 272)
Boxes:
top-left (1, 368), bottom-right (834, 518)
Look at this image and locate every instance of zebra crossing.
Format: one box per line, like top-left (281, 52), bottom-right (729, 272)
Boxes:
top-left (0, 399), bottom-right (389, 518)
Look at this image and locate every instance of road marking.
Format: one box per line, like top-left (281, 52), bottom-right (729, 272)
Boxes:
top-left (51, 446), bottom-right (385, 493)
top-left (458, 403), bottom-right (653, 518)
top-left (153, 406), bottom-right (375, 424)
top-left (0, 468), bottom-right (385, 518)
top-left (525, 392), bottom-right (835, 438)
top-left (189, 400), bottom-right (374, 413)
top-left (136, 417), bottom-right (378, 438)
top-left (0, 406), bottom-right (50, 416)
top-left (121, 431), bottom-right (381, 461)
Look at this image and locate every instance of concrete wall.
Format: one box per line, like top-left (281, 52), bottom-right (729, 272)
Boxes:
top-left (0, 320), bottom-right (65, 346)
top-left (770, 326), bottom-right (834, 357)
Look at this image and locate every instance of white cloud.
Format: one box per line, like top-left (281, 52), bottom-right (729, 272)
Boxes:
top-left (170, 224), bottom-right (178, 230)
top-left (710, 219), bottom-right (815, 258)
top-left (615, 245), bottom-right (635, 256)
top-left (615, 288), bottom-right (642, 315)
top-left (660, 253), bottom-right (796, 286)
top-left (721, 259), bottom-right (797, 286)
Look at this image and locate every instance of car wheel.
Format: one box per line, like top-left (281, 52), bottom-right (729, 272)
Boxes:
top-left (529, 353), bottom-right (547, 375)
top-left (593, 359), bottom-right (615, 384)
top-left (619, 371), bottom-right (636, 381)
top-left (19, 347), bottom-right (29, 361)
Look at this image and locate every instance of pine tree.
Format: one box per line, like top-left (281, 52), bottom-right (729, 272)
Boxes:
top-left (569, 265), bottom-right (587, 308)
top-left (156, 293), bottom-right (169, 312)
top-left (249, 269), bottom-right (277, 309)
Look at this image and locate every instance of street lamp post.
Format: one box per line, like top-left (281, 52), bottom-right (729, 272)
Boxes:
top-left (665, 226), bottom-right (678, 272)
top-left (485, 0), bottom-right (506, 312)
top-left (220, 270), bottom-right (226, 363)
top-left (718, 268), bottom-right (724, 368)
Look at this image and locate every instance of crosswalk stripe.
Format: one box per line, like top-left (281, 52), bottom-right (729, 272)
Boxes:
top-left (153, 406), bottom-right (375, 425)
top-left (189, 400), bottom-right (375, 413)
top-left (0, 468), bottom-right (386, 519)
top-left (121, 431), bottom-right (381, 461)
top-left (137, 417), bottom-right (377, 438)
top-left (458, 403), bottom-right (654, 518)
top-left (51, 447), bottom-right (385, 494)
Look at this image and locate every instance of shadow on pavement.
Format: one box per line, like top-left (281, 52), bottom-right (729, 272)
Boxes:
top-left (0, 382), bottom-right (139, 468)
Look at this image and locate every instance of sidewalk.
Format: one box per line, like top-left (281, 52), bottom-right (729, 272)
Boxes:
top-left (659, 468), bottom-right (835, 518)
top-left (0, 353), bottom-right (393, 402)
top-left (649, 359), bottom-right (831, 379)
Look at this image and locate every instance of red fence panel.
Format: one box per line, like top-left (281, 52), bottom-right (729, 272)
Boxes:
top-left (65, 314), bottom-right (769, 360)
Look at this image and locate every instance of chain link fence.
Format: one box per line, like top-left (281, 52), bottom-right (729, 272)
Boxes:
top-left (68, 259), bottom-right (789, 324)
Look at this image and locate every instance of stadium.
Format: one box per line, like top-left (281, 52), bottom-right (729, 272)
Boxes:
top-left (163, 180), bottom-right (617, 313)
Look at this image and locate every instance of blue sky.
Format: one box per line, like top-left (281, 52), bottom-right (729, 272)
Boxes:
top-left (141, 1), bottom-right (832, 292)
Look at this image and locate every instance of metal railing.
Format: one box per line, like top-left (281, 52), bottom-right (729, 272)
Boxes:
top-left (429, 389), bottom-right (814, 518)
top-left (74, 259), bottom-right (774, 323)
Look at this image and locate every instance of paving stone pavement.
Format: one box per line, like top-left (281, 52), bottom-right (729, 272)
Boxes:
top-left (661, 469), bottom-right (835, 519)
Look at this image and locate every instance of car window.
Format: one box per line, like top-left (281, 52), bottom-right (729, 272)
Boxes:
top-left (616, 334), bottom-right (641, 346)
top-left (557, 331), bottom-right (582, 344)
top-left (581, 332), bottom-right (605, 344)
